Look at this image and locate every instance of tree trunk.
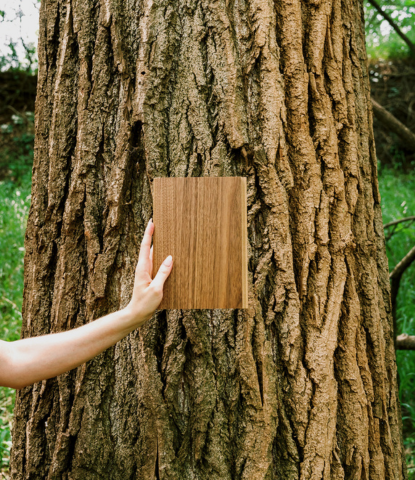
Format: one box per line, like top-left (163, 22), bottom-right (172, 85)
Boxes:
top-left (11, 0), bottom-right (407, 478)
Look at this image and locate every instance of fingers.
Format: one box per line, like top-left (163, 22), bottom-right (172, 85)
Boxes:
top-left (149, 245), bottom-right (154, 277)
top-left (151, 255), bottom-right (173, 291)
top-left (137, 219), bottom-right (153, 272)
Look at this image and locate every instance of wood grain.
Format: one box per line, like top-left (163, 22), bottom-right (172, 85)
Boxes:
top-left (152, 177), bottom-right (248, 309)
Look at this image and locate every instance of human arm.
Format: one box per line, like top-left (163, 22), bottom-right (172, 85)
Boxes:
top-left (0, 308), bottom-right (140, 389)
top-left (0, 218), bottom-right (173, 390)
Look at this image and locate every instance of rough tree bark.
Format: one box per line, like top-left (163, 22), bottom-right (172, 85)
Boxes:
top-left (11, 0), bottom-right (407, 478)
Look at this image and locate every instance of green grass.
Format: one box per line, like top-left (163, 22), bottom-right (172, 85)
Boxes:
top-left (0, 179), bottom-right (31, 474)
top-left (0, 388), bottom-right (15, 476)
top-left (379, 163), bottom-right (415, 478)
top-left (0, 182), bottom-right (31, 342)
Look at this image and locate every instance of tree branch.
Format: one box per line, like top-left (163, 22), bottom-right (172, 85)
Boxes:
top-left (367, 0), bottom-right (415, 56)
top-left (384, 216), bottom-right (415, 229)
top-left (384, 217), bottom-right (415, 240)
top-left (390, 245), bottom-right (415, 344)
top-left (390, 245), bottom-right (415, 282)
top-left (396, 333), bottom-right (415, 350)
top-left (371, 98), bottom-right (415, 152)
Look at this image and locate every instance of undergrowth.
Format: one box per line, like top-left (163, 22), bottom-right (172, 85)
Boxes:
top-left (0, 180), bottom-right (31, 475)
top-left (0, 112), bottom-right (32, 475)
top-left (379, 163), bottom-right (415, 478)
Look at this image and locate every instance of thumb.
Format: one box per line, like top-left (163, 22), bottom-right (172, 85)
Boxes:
top-left (151, 255), bottom-right (173, 290)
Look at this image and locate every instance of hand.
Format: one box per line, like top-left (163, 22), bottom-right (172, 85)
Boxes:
top-left (0, 219), bottom-right (173, 390)
top-left (126, 218), bottom-right (173, 324)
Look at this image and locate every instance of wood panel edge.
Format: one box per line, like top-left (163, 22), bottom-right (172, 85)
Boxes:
top-left (241, 177), bottom-right (248, 309)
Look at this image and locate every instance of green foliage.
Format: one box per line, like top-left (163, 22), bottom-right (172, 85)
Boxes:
top-left (365, 0), bottom-right (415, 60)
top-left (0, 112), bottom-right (35, 185)
top-left (379, 163), bottom-right (415, 478)
top-left (0, 388), bottom-right (15, 473)
top-left (0, 181), bottom-right (31, 341)
top-left (0, 5), bottom-right (38, 74)
top-left (0, 107), bottom-right (33, 473)
top-left (0, 176), bottom-right (31, 473)
top-left (0, 42), bottom-right (21, 72)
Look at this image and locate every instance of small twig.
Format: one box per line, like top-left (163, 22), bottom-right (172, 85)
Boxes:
top-left (372, 71), bottom-right (415, 78)
top-left (367, 0), bottom-right (415, 56)
top-left (384, 218), bottom-right (415, 242)
top-left (6, 105), bottom-right (30, 126)
top-left (0, 296), bottom-right (19, 311)
top-left (384, 216), bottom-right (415, 228)
top-left (385, 224), bottom-right (398, 242)
top-left (20, 37), bottom-right (35, 72)
top-left (7, 105), bottom-right (24, 116)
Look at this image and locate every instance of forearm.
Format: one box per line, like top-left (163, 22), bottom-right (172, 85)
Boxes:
top-left (0, 218), bottom-right (172, 390)
top-left (7, 307), bottom-right (146, 389)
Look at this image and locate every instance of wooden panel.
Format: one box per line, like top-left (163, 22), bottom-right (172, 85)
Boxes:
top-left (152, 177), bottom-right (248, 309)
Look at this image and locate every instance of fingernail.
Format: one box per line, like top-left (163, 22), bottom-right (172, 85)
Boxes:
top-left (164, 255), bottom-right (172, 266)
top-left (147, 218), bottom-right (152, 227)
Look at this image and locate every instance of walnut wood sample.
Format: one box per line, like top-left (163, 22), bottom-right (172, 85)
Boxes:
top-left (152, 177), bottom-right (248, 309)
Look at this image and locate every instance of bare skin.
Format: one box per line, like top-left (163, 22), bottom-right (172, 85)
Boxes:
top-left (0, 219), bottom-right (172, 390)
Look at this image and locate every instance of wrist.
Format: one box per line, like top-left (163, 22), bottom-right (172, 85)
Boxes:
top-left (121, 304), bottom-right (148, 332)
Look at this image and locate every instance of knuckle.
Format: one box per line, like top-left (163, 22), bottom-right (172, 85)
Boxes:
top-left (151, 283), bottom-right (163, 295)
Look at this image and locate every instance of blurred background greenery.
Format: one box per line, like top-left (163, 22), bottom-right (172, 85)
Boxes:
top-left (0, 0), bottom-right (415, 477)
